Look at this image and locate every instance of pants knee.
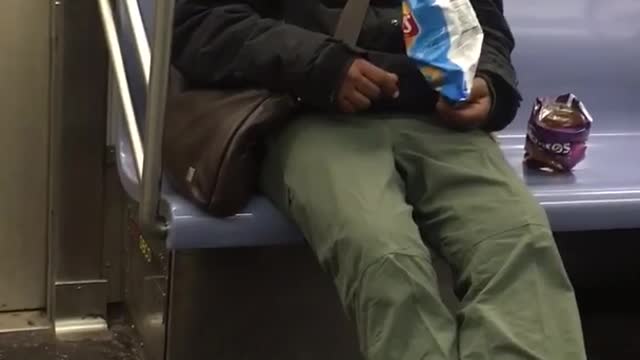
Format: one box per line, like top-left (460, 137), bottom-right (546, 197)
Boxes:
top-left (323, 215), bottom-right (425, 274)
top-left (357, 253), bottom-right (430, 304)
top-left (353, 253), bottom-right (448, 356)
top-left (457, 223), bottom-right (567, 297)
top-left (325, 220), bottom-right (431, 308)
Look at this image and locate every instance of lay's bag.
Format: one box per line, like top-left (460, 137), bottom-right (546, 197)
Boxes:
top-left (403, 0), bottom-right (484, 103)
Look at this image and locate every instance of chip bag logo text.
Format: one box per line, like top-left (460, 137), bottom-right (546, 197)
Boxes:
top-left (402, 3), bottom-right (420, 40)
top-left (526, 125), bottom-right (571, 156)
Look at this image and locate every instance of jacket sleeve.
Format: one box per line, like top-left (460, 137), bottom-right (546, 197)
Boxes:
top-left (471, 0), bottom-right (523, 131)
top-left (172, 0), bottom-right (357, 109)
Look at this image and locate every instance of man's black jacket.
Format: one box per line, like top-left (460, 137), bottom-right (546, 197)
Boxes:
top-left (172, 0), bottom-right (522, 131)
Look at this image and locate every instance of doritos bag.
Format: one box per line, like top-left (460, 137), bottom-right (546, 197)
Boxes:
top-left (524, 94), bottom-right (593, 172)
top-left (402, 0), bottom-right (484, 103)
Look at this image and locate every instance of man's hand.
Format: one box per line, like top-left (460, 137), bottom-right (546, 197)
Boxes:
top-left (436, 77), bottom-right (493, 129)
top-left (337, 59), bottom-right (400, 113)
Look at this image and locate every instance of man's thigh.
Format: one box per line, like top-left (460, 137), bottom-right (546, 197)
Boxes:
top-left (260, 114), bottom-right (429, 270)
top-left (389, 117), bottom-right (551, 264)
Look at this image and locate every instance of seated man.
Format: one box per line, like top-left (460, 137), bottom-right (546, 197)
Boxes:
top-left (172, 0), bottom-right (587, 359)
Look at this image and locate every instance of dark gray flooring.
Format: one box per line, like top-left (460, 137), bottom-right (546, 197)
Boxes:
top-left (0, 295), bottom-right (638, 360)
top-left (1, 230), bottom-right (638, 360)
top-left (0, 307), bottom-right (144, 360)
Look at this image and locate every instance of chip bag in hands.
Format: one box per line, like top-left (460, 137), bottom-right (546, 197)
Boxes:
top-left (402, 0), bottom-right (484, 103)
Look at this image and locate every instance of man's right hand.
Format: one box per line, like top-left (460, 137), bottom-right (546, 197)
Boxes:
top-left (337, 59), bottom-right (399, 113)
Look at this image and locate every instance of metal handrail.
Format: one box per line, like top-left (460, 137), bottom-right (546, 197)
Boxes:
top-left (123, 0), bottom-right (151, 83)
top-left (99, 0), bottom-right (174, 238)
top-left (98, 0), bottom-right (144, 180)
top-left (139, 0), bottom-right (176, 238)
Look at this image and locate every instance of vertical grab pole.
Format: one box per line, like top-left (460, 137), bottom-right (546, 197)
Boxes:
top-left (139, 0), bottom-right (176, 238)
top-left (98, 0), bottom-right (145, 180)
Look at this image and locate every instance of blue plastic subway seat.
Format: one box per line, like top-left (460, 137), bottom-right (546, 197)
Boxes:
top-left (114, 101), bottom-right (304, 249)
top-left (497, 4), bottom-right (640, 231)
top-left (503, 0), bottom-right (640, 134)
top-left (499, 133), bottom-right (640, 232)
top-left (162, 187), bottom-right (304, 249)
top-left (114, 0), bottom-right (640, 251)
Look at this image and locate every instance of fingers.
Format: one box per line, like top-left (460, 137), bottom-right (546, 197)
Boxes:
top-left (354, 75), bottom-right (381, 100)
top-left (437, 77), bottom-right (490, 113)
top-left (359, 61), bottom-right (399, 98)
top-left (336, 59), bottom-right (400, 113)
top-left (380, 73), bottom-right (400, 99)
top-left (347, 90), bottom-right (372, 110)
top-left (436, 98), bottom-right (464, 116)
top-left (338, 98), bottom-right (357, 113)
top-left (436, 96), bottom-right (491, 129)
top-left (338, 89), bottom-right (371, 113)
top-left (466, 77), bottom-right (490, 102)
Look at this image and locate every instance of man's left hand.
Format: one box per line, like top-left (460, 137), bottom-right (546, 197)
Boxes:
top-left (436, 77), bottom-right (492, 129)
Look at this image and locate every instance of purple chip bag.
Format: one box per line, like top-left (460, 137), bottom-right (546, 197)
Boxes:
top-left (524, 93), bottom-right (593, 172)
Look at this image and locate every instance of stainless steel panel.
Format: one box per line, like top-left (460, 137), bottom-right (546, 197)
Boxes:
top-left (125, 206), bottom-right (167, 360)
top-left (103, 147), bottom-right (127, 303)
top-left (166, 247), bottom-right (361, 360)
top-left (48, 0), bottom-right (110, 332)
top-left (54, 280), bottom-right (108, 336)
top-left (50, 0), bottom-right (108, 282)
top-left (103, 70), bottom-right (130, 304)
top-left (0, 0), bottom-right (52, 311)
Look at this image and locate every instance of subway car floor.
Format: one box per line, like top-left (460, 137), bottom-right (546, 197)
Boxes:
top-left (0, 292), bottom-right (638, 360)
top-left (0, 305), bottom-right (144, 360)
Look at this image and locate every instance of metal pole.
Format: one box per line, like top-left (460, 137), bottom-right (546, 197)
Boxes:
top-left (123, 0), bottom-right (151, 83)
top-left (97, 0), bottom-right (144, 180)
top-left (139, 0), bottom-right (176, 238)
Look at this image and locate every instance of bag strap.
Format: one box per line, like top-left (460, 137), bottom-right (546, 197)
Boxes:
top-left (333, 0), bottom-right (371, 46)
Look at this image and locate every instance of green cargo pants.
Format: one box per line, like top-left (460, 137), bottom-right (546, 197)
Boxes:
top-left (260, 113), bottom-right (586, 360)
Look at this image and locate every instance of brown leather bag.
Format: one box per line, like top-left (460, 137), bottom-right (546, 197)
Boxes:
top-left (162, 0), bottom-right (370, 217)
top-left (163, 90), bottom-right (296, 216)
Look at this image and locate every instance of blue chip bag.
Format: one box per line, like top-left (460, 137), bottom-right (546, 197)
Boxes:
top-left (402, 0), bottom-right (484, 103)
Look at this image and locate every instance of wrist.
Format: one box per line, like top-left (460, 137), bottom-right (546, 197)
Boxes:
top-left (299, 43), bottom-right (359, 110)
top-left (476, 70), bottom-right (523, 132)
top-left (476, 72), bottom-right (496, 116)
